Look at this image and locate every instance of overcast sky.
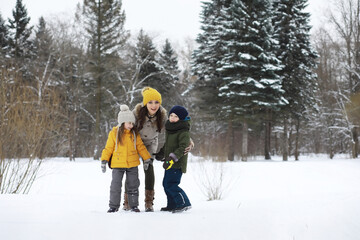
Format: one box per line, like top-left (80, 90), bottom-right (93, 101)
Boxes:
top-left (0, 0), bottom-right (330, 43)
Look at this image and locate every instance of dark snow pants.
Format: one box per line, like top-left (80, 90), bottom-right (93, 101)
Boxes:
top-left (109, 167), bottom-right (139, 209)
top-left (162, 168), bottom-right (191, 209)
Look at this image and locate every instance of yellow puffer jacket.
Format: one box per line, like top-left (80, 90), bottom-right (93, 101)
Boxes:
top-left (101, 127), bottom-right (151, 168)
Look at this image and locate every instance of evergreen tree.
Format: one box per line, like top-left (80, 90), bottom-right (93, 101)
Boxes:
top-left (217, 0), bottom-right (286, 117)
top-left (0, 13), bottom-right (9, 59)
top-left (31, 17), bottom-right (55, 104)
top-left (158, 39), bottom-right (180, 109)
top-left (272, 0), bottom-right (318, 160)
top-left (7, 0), bottom-right (33, 59)
top-left (82, 0), bottom-right (129, 159)
top-left (273, 0), bottom-right (318, 117)
top-left (192, 0), bottom-right (232, 117)
top-left (135, 29), bottom-right (161, 87)
top-left (34, 17), bottom-right (52, 60)
top-left (218, 0), bottom-right (286, 160)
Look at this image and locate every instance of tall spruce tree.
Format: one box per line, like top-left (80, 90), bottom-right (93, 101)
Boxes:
top-left (218, 0), bottom-right (286, 160)
top-left (272, 0), bottom-right (318, 160)
top-left (192, 0), bottom-right (286, 160)
top-left (135, 29), bottom-right (161, 87)
top-left (7, 0), bottom-right (33, 60)
top-left (32, 16), bottom-right (54, 105)
top-left (82, 0), bottom-right (129, 159)
top-left (34, 17), bottom-right (52, 60)
top-left (192, 0), bottom-right (232, 116)
top-left (0, 13), bottom-right (9, 60)
top-left (158, 39), bottom-right (180, 109)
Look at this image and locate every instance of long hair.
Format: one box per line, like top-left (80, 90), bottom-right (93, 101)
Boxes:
top-left (117, 123), bottom-right (138, 146)
top-left (137, 105), bottom-right (164, 132)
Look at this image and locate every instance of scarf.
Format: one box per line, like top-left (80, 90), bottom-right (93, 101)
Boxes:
top-left (165, 120), bottom-right (190, 134)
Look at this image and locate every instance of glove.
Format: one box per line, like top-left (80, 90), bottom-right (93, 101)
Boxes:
top-left (143, 158), bottom-right (153, 171)
top-left (163, 156), bottom-right (175, 170)
top-left (101, 160), bottom-right (107, 173)
top-left (153, 152), bottom-right (165, 161)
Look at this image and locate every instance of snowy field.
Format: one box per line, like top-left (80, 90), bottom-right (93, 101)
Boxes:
top-left (1, 154), bottom-right (360, 240)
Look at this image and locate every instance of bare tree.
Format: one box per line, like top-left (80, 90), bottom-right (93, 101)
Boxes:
top-left (0, 66), bottom-right (61, 193)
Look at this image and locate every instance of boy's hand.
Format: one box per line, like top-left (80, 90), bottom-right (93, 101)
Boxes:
top-left (163, 156), bottom-right (175, 170)
top-left (101, 160), bottom-right (107, 173)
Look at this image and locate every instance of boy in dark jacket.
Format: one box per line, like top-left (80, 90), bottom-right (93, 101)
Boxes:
top-left (156, 105), bottom-right (191, 213)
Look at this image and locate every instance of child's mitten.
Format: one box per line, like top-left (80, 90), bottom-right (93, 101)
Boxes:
top-left (143, 158), bottom-right (153, 171)
top-left (163, 156), bottom-right (175, 170)
top-left (101, 160), bottom-right (107, 173)
top-left (154, 152), bottom-right (164, 161)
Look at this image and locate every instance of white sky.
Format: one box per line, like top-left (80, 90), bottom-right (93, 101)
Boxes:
top-left (0, 0), bottom-right (330, 42)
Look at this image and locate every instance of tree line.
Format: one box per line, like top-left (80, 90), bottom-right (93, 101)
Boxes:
top-left (0, 0), bottom-right (359, 164)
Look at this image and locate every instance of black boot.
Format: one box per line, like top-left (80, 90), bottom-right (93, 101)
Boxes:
top-left (160, 207), bottom-right (173, 212)
top-left (107, 207), bottom-right (119, 213)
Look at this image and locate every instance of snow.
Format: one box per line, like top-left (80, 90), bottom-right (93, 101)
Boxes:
top-left (1, 154), bottom-right (360, 240)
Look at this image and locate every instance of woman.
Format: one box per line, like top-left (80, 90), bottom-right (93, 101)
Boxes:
top-left (123, 87), bottom-right (167, 212)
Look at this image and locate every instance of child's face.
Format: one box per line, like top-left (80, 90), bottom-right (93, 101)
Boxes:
top-left (169, 113), bottom-right (179, 123)
top-left (124, 122), bottom-right (134, 130)
top-left (146, 100), bottom-right (160, 116)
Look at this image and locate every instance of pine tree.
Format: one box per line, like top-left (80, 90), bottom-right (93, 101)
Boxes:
top-left (34, 17), bottom-right (52, 60)
top-left (192, 0), bottom-right (232, 117)
top-left (82, 0), bottom-right (129, 159)
top-left (31, 16), bottom-right (55, 104)
top-left (217, 0), bottom-right (286, 116)
top-left (0, 13), bottom-right (9, 59)
top-left (7, 0), bottom-right (33, 59)
top-left (135, 29), bottom-right (160, 87)
top-left (272, 0), bottom-right (318, 160)
top-left (218, 0), bottom-right (286, 160)
top-left (158, 39), bottom-right (180, 109)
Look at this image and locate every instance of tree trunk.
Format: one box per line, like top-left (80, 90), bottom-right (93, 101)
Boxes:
top-left (295, 118), bottom-right (300, 161)
top-left (264, 111), bottom-right (271, 160)
top-left (283, 117), bottom-right (288, 161)
top-left (242, 119), bottom-right (248, 162)
top-left (227, 118), bottom-right (234, 161)
top-left (94, 73), bottom-right (101, 160)
top-left (288, 119), bottom-right (293, 157)
top-left (352, 127), bottom-right (359, 158)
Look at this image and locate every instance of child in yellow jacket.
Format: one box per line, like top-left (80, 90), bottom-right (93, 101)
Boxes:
top-left (101, 105), bottom-right (152, 213)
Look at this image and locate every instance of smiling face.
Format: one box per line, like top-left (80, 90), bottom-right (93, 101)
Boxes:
top-left (146, 100), bottom-right (160, 116)
top-left (169, 113), bottom-right (179, 123)
top-left (124, 122), bottom-right (134, 130)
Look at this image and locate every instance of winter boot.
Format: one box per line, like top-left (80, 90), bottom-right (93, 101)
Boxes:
top-left (160, 207), bottom-right (173, 212)
top-left (107, 207), bottom-right (119, 213)
top-left (122, 193), bottom-right (130, 211)
top-left (145, 190), bottom-right (155, 212)
top-left (131, 206), bottom-right (140, 212)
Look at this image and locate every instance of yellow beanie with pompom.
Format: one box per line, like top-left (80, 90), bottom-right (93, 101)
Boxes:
top-left (142, 87), bottom-right (162, 106)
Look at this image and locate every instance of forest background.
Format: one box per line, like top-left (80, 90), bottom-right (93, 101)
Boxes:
top-left (1, 0), bottom-right (360, 167)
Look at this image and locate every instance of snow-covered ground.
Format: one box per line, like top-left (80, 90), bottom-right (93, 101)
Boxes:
top-left (1, 154), bottom-right (360, 240)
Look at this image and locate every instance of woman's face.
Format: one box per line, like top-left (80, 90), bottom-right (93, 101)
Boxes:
top-left (146, 100), bottom-right (160, 116)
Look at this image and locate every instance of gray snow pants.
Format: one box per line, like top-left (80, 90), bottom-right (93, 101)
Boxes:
top-left (109, 167), bottom-right (140, 209)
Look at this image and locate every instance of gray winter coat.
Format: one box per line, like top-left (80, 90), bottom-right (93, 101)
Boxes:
top-left (133, 103), bottom-right (167, 155)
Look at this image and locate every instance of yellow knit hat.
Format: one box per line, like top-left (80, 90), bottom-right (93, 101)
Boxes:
top-left (142, 87), bottom-right (162, 105)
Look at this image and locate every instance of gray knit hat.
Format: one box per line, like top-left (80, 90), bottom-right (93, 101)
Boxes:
top-left (117, 105), bottom-right (135, 126)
